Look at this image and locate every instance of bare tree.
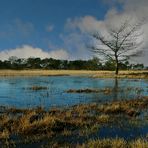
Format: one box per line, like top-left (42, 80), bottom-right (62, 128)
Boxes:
top-left (91, 19), bottom-right (143, 74)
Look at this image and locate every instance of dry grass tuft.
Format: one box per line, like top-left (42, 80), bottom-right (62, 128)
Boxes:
top-left (78, 138), bottom-right (148, 148)
top-left (28, 86), bottom-right (48, 91)
top-left (0, 70), bottom-right (147, 78)
top-left (130, 139), bottom-right (148, 148)
top-left (0, 96), bottom-right (148, 147)
top-left (0, 129), bottom-right (10, 139)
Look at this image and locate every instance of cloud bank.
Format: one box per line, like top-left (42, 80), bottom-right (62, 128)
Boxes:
top-left (0, 45), bottom-right (69, 61)
top-left (1, 1), bottom-right (147, 65)
top-left (63, 0), bottom-right (148, 65)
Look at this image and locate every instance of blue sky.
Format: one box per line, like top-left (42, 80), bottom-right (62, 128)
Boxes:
top-left (0, 0), bottom-right (109, 50)
top-left (0, 0), bottom-right (147, 65)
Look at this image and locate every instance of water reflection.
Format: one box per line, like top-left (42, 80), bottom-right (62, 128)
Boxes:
top-left (113, 78), bottom-right (119, 101)
top-left (0, 76), bottom-right (147, 108)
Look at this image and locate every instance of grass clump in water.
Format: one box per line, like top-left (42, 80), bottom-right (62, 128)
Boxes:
top-left (28, 85), bottom-right (48, 91)
top-left (66, 88), bottom-right (101, 93)
top-left (0, 96), bottom-right (148, 147)
top-left (66, 88), bottom-right (113, 94)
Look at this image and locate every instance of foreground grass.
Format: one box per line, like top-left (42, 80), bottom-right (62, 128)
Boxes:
top-left (0, 70), bottom-right (147, 78)
top-left (92, 70), bottom-right (148, 79)
top-left (0, 96), bottom-right (148, 147)
top-left (78, 138), bottom-right (148, 148)
top-left (0, 70), bottom-right (101, 76)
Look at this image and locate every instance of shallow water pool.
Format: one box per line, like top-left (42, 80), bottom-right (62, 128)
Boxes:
top-left (0, 76), bottom-right (147, 108)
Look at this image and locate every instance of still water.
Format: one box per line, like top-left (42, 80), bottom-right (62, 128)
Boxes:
top-left (0, 76), bottom-right (148, 143)
top-left (0, 76), bottom-right (147, 108)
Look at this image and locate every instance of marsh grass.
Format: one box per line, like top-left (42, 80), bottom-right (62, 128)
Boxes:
top-left (66, 88), bottom-right (113, 95)
top-left (78, 138), bottom-right (148, 148)
top-left (0, 96), bottom-right (148, 147)
top-left (129, 139), bottom-right (148, 148)
top-left (27, 86), bottom-right (48, 91)
top-left (0, 129), bottom-right (9, 139)
top-left (0, 70), bottom-right (147, 79)
top-left (93, 70), bottom-right (148, 79)
top-left (61, 128), bottom-right (72, 136)
top-left (96, 114), bottom-right (110, 123)
top-left (65, 87), bottom-right (144, 97)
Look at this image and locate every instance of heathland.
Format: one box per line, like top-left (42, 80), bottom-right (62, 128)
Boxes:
top-left (0, 70), bottom-right (147, 78)
top-left (0, 70), bottom-right (148, 147)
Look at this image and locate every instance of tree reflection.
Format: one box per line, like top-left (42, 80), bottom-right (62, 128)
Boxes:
top-left (113, 78), bottom-right (119, 101)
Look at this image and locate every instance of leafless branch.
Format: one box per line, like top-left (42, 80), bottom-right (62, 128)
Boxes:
top-left (91, 19), bottom-right (144, 74)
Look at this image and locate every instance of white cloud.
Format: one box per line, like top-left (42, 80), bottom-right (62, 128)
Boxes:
top-left (0, 45), bottom-right (69, 61)
top-left (63, 1), bottom-right (148, 65)
top-left (104, 1), bottom-right (148, 65)
top-left (60, 32), bottom-right (92, 60)
top-left (48, 49), bottom-right (69, 59)
top-left (65, 16), bottom-right (105, 34)
top-left (46, 24), bottom-right (54, 32)
top-left (0, 19), bottom-right (34, 38)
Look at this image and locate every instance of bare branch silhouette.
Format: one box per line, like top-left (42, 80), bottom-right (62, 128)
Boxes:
top-left (91, 19), bottom-right (144, 74)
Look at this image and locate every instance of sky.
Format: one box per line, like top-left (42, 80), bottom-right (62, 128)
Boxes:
top-left (0, 0), bottom-right (147, 65)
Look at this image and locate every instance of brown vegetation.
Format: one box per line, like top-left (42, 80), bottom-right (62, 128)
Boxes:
top-left (78, 138), bottom-right (148, 148)
top-left (27, 86), bottom-right (48, 91)
top-left (0, 96), bottom-right (148, 147)
top-left (0, 70), bottom-right (147, 78)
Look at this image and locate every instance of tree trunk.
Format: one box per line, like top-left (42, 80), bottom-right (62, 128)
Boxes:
top-left (115, 64), bottom-right (119, 75)
top-left (115, 55), bottom-right (119, 75)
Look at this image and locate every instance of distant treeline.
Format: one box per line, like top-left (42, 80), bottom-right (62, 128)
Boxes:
top-left (0, 56), bottom-right (146, 70)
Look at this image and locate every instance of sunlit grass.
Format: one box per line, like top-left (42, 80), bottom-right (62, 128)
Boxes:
top-left (0, 70), bottom-right (147, 78)
top-left (78, 138), bottom-right (148, 148)
top-left (0, 96), bottom-right (148, 147)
